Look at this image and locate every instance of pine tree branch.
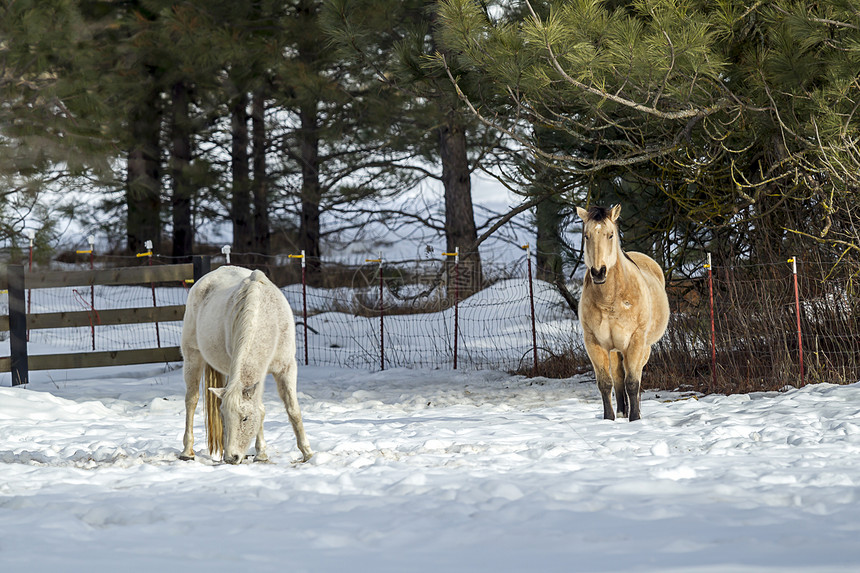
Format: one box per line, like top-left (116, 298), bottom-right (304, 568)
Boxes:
top-left (440, 54), bottom-right (680, 173)
top-left (474, 191), bottom-right (552, 248)
top-left (522, 0), bottom-right (730, 122)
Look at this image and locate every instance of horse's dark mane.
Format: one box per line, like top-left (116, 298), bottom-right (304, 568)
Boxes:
top-left (587, 206), bottom-right (611, 222)
top-left (623, 250), bottom-right (639, 269)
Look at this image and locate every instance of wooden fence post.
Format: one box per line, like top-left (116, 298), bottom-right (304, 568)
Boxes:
top-left (76, 235), bottom-right (97, 350)
top-left (8, 265), bottom-right (29, 386)
top-left (193, 255), bottom-right (211, 283)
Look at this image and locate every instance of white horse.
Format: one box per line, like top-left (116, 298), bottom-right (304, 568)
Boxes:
top-left (179, 265), bottom-right (313, 464)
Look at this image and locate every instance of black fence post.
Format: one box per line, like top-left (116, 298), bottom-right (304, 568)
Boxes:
top-left (193, 255), bottom-right (211, 283)
top-left (443, 248), bottom-right (460, 370)
top-left (525, 245), bottom-right (538, 373)
top-left (8, 265), bottom-right (29, 386)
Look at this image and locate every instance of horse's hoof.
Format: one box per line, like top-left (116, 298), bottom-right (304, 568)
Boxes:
top-left (178, 453), bottom-right (195, 461)
top-left (300, 452), bottom-right (314, 463)
top-left (254, 453), bottom-right (269, 463)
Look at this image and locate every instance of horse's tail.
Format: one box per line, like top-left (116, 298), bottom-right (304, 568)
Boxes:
top-left (204, 364), bottom-right (225, 458)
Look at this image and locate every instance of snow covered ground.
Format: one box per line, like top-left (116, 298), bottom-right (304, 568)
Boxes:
top-left (3, 360), bottom-right (860, 572)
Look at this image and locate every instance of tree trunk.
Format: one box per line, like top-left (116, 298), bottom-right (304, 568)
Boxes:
top-left (231, 92), bottom-right (253, 256)
top-left (126, 89), bottom-right (162, 255)
top-left (535, 193), bottom-right (565, 282)
top-left (299, 102), bottom-right (323, 285)
top-left (251, 89), bottom-right (270, 265)
top-left (170, 80), bottom-right (193, 262)
top-left (438, 113), bottom-right (482, 296)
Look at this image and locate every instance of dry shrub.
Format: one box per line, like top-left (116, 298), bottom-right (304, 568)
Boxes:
top-left (514, 348), bottom-right (591, 379)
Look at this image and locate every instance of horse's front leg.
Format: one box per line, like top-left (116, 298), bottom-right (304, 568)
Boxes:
top-left (623, 340), bottom-right (651, 422)
top-left (584, 334), bottom-right (614, 420)
top-left (254, 406), bottom-right (268, 462)
top-left (180, 352), bottom-right (204, 460)
top-left (610, 350), bottom-right (628, 418)
top-left (274, 360), bottom-right (313, 461)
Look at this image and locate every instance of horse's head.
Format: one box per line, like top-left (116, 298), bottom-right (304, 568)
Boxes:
top-left (209, 384), bottom-right (264, 464)
top-left (576, 204), bottom-right (622, 285)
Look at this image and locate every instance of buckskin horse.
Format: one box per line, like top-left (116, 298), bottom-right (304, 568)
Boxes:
top-left (577, 205), bottom-right (670, 421)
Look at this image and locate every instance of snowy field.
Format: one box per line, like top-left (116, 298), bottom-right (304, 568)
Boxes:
top-left (3, 359), bottom-right (860, 572)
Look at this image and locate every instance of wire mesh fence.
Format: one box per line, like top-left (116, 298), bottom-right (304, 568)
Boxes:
top-left (1, 250), bottom-right (584, 373)
top-left (650, 258), bottom-right (860, 393)
top-left (2, 247), bottom-right (858, 392)
top-left (281, 273), bottom-right (579, 372)
top-left (22, 284), bottom-right (188, 352)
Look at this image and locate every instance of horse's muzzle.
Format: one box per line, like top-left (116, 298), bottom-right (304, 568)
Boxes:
top-left (590, 265), bottom-right (607, 284)
top-left (223, 453), bottom-right (242, 465)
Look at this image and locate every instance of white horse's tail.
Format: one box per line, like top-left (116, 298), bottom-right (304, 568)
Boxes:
top-left (204, 364), bottom-right (225, 458)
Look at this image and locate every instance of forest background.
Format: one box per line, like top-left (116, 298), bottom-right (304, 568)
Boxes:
top-left (1, 0), bottom-right (859, 289)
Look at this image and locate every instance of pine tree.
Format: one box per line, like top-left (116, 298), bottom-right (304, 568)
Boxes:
top-left (77, 0), bottom-right (172, 254)
top-left (434, 0), bottom-right (860, 268)
top-left (0, 0), bottom-right (109, 249)
top-left (274, 0), bottom-right (418, 283)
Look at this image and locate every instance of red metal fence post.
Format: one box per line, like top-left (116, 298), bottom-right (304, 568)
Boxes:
top-left (364, 253), bottom-right (385, 370)
top-left (707, 253), bottom-right (717, 392)
top-left (378, 254), bottom-right (384, 371)
top-left (454, 249), bottom-right (459, 370)
top-left (90, 237), bottom-right (95, 350)
top-left (288, 250), bottom-right (309, 366)
top-left (302, 251), bottom-right (308, 366)
top-left (790, 256), bottom-right (805, 386)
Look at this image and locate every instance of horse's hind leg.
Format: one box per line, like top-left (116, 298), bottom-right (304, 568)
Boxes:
top-left (180, 351), bottom-right (204, 460)
top-left (274, 359), bottom-right (313, 461)
top-left (611, 351), bottom-right (629, 418)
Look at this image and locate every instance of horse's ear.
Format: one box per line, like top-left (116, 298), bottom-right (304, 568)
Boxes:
top-left (610, 204), bottom-right (621, 222)
top-left (208, 387), bottom-right (226, 399)
top-left (576, 206), bottom-right (589, 221)
top-left (241, 383), bottom-right (258, 400)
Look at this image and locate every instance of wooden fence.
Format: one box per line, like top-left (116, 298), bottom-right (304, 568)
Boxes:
top-left (0, 256), bottom-right (211, 386)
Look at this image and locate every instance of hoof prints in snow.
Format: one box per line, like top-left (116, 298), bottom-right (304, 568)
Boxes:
top-left (2, 367), bottom-right (860, 572)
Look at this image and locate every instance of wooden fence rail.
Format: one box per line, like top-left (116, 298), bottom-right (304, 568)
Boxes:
top-left (1, 256), bottom-right (211, 386)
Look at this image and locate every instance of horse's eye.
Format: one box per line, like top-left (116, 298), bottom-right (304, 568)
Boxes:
top-left (242, 416), bottom-right (249, 423)
top-left (609, 234), bottom-right (614, 240)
